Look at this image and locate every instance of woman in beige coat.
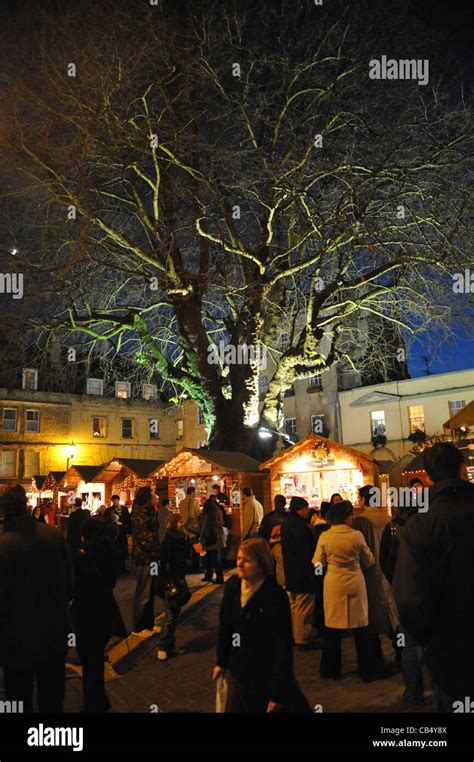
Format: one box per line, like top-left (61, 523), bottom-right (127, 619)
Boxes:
top-left (313, 500), bottom-right (376, 681)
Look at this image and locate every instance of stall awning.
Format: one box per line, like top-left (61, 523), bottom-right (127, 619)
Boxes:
top-left (260, 433), bottom-right (375, 470)
top-left (402, 451), bottom-right (425, 474)
top-left (443, 400), bottom-right (474, 432)
top-left (152, 448), bottom-right (263, 477)
top-left (95, 457), bottom-right (163, 482)
top-left (32, 474), bottom-right (47, 490)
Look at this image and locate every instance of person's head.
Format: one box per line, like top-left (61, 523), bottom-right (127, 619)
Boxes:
top-left (186, 486), bottom-right (196, 496)
top-left (422, 443), bottom-right (465, 484)
top-left (289, 496), bottom-right (309, 519)
top-left (161, 497), bottom-right (170, 508)
top-left (327, 500), bottom-right (353, 526)
top-left (98, 504), bottom-right (108, 518)
top-left (74, 497), bottom-right (83, 510)
top-left (203, 497), bottom-right (216, 516)
top-left (357, 484), bottom-right (376, 510)
top-left (320, 501), bottom-right (331, 520)
top-left (0, 485), bottom-right (28, 519)
top-left (81, 517), bottom-right (106, 548)
top-left (134, 486), bottom-right (152, 507)
top-left (274, 494), bottom-right (286, 511)
top-left (237, 538), bottom-right (274, 583)
top-left (242, 487), bottom-right (253, 498)
top-left (329, 493), bottom-right (343, 504)
top-left (166, 513), bottom-right (184, 533)
top-left (211, 484), bottom-right (220, 494)
top-left (111, 494), bottom-right (120, 506)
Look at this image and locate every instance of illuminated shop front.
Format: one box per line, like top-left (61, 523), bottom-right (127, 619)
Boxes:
top-left (261, 434), bottom-right (380, 507)
top-left (152, 448), bottom-right (269, 559)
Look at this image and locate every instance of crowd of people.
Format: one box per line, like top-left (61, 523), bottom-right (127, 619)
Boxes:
top-left (0, 442), bottom-right (472, 715)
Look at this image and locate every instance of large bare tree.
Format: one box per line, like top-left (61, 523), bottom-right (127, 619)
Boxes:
top-left (1, 0), bottom-right (472, 454)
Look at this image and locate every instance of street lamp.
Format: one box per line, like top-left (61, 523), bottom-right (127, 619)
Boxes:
top-left (258, 426), bottom-right (296, 445)
top-left (66, 442), bottom-right (77, 470)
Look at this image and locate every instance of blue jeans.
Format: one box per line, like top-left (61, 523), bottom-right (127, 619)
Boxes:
top-left (399, 624), bottom-right (424, 700)
top-left (158, 599), bottom-right (181, 653)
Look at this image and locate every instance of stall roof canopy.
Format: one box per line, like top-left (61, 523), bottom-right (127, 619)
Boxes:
top-left (373, 460), bottom-right (395, 475)
top-left (154, 448), bottom-right (263, 475)
top-left (402, 451), bottom-right (425, 474)
top-left (443, 400), bottom-right (474, 431)
top-left (64, 465), bottom-right (106, 484)
top-left (33, 475), bottom-right (47, 490)
top-left (49, 471), bottom-right (66, 484)
top-left (260, 434), bottom-right (375, 470)
top-left (96, 458), bottom-right (164, 481)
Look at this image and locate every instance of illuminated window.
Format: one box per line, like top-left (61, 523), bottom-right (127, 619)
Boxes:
top-left (149, 419), bottom-right (159, 440)
top-left (115, 381), bottom-right (131, 399)
top-left (23, 451), bottom-right (39, 479)
top-left (3, 408), bottom-right (17, 432)
top-left (408, 405), bottom-right (425, 433)
top-left (26, 410), bottom-right (40, 433)
top-left (122, 418), bottom-right (133, 438)
top-left (370, 410), bottom-right (386, 436)
top-left (284, 418), bottom-right (297, 438)
top-left (0, 450), bottom-right (16, 478)
top-left (449, 400), bottom-right (466, 417)
top-left (309, 374), bottom-right (322, 389)
top-left (197, 407), bottom-right (205, 426)
top-left (22, 368), bottom-right (38, 391)
top-left (92, 416), bottom-right (106, 438)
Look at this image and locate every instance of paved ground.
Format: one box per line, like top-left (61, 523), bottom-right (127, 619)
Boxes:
top-left (63, 568), bottom-right (436, 714)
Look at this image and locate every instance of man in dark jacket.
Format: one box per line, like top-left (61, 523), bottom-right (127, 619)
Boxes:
top-left (258, 494), bottom-right (288, 542)
top-left (0, 485), bottom-right (74, 712)
top-left (393, 443), bottom-right (474, 711)
top-left (131, 486), bottom-right (160, 636)
top-left (281, 497), bottom-right (317, 648)
top-left (67, 497), bottom-right (90, 552)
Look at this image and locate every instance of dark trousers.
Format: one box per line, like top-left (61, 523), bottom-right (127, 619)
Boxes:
top-left (3, 654), bottom-right (66, 713)
top-left (158, 599), bottom-right (181, 653)
top-left (133, 565), bottom-right (155, 631)
top-left (203, 549), bottom-right (224, 582)
top-left (320, 627), bottom-right (373, 681)
top-left (398, 624), bottom-right (424, 701)
top-left (77, 635), bottom-right (110, 713)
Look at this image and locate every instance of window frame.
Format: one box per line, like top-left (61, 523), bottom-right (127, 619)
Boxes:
top-left (121, 418), bottom-right (133, 439)
top-left (370, 410), bottom-right (386, 437)
top-left (3, 407), bottom-right (18, 433)
top-left (86, 378), bottom-right (104, 396)
top-left (25, 409), bottom-right (40, 433)
top-left (91, 416), bottom-right (106, 438)
top-left (407, 405), bottom-right (425, 434)
top-left (22, 368), bottom-right (38, 391)
top-left (142, 383), bottom-right (158, 401)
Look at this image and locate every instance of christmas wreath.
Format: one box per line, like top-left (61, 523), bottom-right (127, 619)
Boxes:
top-left (311, 441), bottom-right (330, 463)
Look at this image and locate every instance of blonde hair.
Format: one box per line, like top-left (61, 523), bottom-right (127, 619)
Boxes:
top-left (238, 538), bottom-right (275, 577)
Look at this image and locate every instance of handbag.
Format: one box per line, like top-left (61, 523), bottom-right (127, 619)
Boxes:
top-left (165, 578), bottom-right (192, 608)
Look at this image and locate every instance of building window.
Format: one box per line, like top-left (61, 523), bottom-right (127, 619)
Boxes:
top-left (86, 378), bottom-right (104, 396)
top-left (197, 407), bottom-right (205, 426)
top-left (259, 375), bottom-right (269, 395)
top-left (408, 405), bottom-right (425, 434)
top-left (0, 450), bottom-right (16, 478)
top-left (22, 368), bottom-right (38, 391)
top-left (122, 418), bottom-right (133, 438)
top-left (449, 400), bottom-right (466, 417)
top-left (26, 410), bottom-right (40, 433)
top-left (370, 410), bottom-right (386, 437)
top-left (284, 418), bottom-right (297, 438)
top-left (149, 419), bottom-right (159, 440)
top-left (309, 374), bottom-right (322, 390)
top-left (3, 408), bottom-right (17, 432)
top-left (176, 420), bottom-right (184, 439)
top-left (311, 414), bottom-right (325, 435)
top-left (142, 383), bottom-right (157, 401)
top-left (23, 451), bottom-right (39, 479)
top-left (279, 332), bottom-right (290, 350)
top-left (91, 416), bottom-right (106, 438)
top-left (115, 381), bottom-right (131, 399)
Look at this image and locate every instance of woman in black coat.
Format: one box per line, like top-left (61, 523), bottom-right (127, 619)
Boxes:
top-left (71, 518), bottom-right (126, 712)
top-left (213, 538), bottom-right (310, 713)
top-left (157, 514), bottom-right (191, 661)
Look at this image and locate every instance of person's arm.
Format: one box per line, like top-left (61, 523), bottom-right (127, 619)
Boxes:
top-left (215, 580), bottom-right (234, 670)
top-left (241, 501), bottom-right (252, 539)
top-left (357, 531), bottom-right (375, 569)
top-left (267, 587), bottom-right (293, 707)
top-left (312, 533), bottom-right (327, 567)
top-left (379, 523), bottom-right (394, 583)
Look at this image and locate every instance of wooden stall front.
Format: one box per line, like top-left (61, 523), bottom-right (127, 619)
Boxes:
top-left (151, 448), bottom-right (270, 560)
top-left (94, 457), bottom-right (164, 507)
top-left (260, 434), bottom-right (380, 507)
top-left (443, 400), bottom-right (474, 481)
